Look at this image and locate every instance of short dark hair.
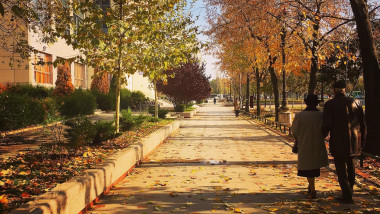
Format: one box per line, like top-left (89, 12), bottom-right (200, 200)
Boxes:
top-left (304, 94), bottom-right (320, 107)
top-left (332, 80), bottom-right (346, 89)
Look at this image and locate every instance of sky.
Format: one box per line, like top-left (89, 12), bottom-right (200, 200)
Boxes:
top-left (188, 0), bottom-right (220, 80)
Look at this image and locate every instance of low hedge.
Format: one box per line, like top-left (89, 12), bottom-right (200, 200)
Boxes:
top-left (5, 84), bottom-right (52, 100)
top-left (0, 93), bottom-right (45, 131)
top-left (64, 118), bottom-right (117, 147)
top-left (92, 90), bottom-right (115, 111)
top-left (59, 89), bottom-right (97, 118)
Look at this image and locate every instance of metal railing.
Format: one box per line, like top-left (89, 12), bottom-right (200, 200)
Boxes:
top-left (247, 112), bottom-right (292, 136)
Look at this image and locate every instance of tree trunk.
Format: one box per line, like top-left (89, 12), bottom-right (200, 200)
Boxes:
top-left (269, 66), bottom-right (280, 122)
top-left (308, 19), bottom-right (320, 95)
top-left (256, 69), bottom-right (261, 116)
top-left (115, 74), bottom-right (121, 133)
top-left (350, 0), bottom-right (380, 155)
top-left (308, 49), bottom-right (319, 94)
top-left (281, 26), bottom-right (287, 107)
top-left (154, 80), bottom-right (159, 118)
top-left (245, 73), bottom-right (249, 112)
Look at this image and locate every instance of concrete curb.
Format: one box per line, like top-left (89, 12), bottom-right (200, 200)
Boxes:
top-left (0, 122), bottom-right (62, 138)
top-left (11, 119), bottom-right (182, 214)
top-left (181, 111), bottom-right (195, 118)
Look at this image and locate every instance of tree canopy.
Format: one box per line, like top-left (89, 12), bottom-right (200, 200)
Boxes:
top-left (156, 59), bottom-right (211, 104)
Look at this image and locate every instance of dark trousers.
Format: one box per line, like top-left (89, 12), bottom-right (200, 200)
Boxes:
top-left (334, 156), bottom-right (355, 200)
top-left (235, 110), bottom-right (239, 117)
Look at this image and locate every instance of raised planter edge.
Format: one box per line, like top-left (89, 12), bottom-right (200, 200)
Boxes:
top-left (11, 119), bottom-right (182, 214)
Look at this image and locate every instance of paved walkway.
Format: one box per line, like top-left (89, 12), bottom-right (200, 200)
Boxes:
top-left (87, 103), bottom-right (379, 214)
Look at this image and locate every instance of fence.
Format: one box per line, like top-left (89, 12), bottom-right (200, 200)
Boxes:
top-left (248, 113), bottom-right (292, 136)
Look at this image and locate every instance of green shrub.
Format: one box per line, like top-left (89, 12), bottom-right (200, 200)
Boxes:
top-left (185, 106), bottom-right (195, 112)
top-left (148, 106), bottom-right (168, 118)
top-left (0, 93), bottom-right (46, 131)
top-left (65, 118), bottom-right (117, 147)
top-left (41, 97), bottom-right (60, 123)
top-left (148, 117), bottom-right (160, 122)
top-left (120, 108), bottom-right (147, 131)
top-left (186, 103), bottom-right (194, 108)
top-left (64, 117), bottom-right (96, 147)
top-left (92, 88), bottom-right (133, 111)
top-left (59, 89), bottom-right (96, 118)
top-left (148, 105), bottom-right (153, 114)
top-left (5, 84), bottom-right (52, 99)
top-left (92, 90), bottom-right (115, 111)
top-left (158, 109), bottom-right (169, 118)
top-left (93, 121), bottom-right (117, 145)
top-left (150, 108), bottom-right (169, 118)
top-left (120, 89), bottom-right (131, 110)
top-left (130, 91), bottom-right (147, 109)
top-left (174, 104), bottom-right (186, 112)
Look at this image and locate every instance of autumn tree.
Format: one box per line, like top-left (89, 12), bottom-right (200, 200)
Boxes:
top-left (139, 1), bottom-right (201, 118)
top-left (51, 0), bottom-right (196, 131)
top-left (156, 59), bottom-right (211, 104)
top-left (269, 0), bottom-right (354, 94)
top-left (53, 62), bottom-right (74, 96)
top-left (90, 69), bottom-right (109, 94)
top-left (205, 0), bottom-right (307, 121)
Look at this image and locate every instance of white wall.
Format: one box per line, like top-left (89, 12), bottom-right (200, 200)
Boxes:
top-left (131, 72), bottom-right (155, 100)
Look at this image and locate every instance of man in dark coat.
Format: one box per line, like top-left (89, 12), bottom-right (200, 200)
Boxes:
top-left (322, 80), bottom-right (366, 204)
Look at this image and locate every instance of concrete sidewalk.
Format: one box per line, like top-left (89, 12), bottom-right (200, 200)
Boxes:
top-left (86, 103), bottom-right (379, 214)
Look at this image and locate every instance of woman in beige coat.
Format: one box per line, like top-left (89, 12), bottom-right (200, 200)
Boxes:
top-left (291, 94), bottom-right (329, 199)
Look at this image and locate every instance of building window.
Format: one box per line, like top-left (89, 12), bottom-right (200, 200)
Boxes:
top-left (74, 62), bottom-right (86, 88)
top-left (73, 12), bottom-right (84, 38)
top-left (97, 0), bottom-right (110, 33)
top-left (34, 52), bottom-right (53, 84)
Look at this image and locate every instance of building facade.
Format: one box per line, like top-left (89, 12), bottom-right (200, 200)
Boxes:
top-left (0, 1), bottom-right (154, 99)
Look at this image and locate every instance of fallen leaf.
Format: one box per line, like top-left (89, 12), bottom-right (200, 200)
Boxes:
top-left (21, 192), bottom-right (31, 198)
top-left (234, 208), bottom-right (242, 213)
top-left (0, 195), bottom-right (8, 204)
top-left (18, 171), bottom-right (28, 176)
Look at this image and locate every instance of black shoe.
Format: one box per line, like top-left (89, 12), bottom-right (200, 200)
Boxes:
top-left (335, 196), bottom-right (354, 204)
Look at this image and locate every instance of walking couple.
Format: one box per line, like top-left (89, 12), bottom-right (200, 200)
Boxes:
top-left (291, 80), bottom-right (366, 203)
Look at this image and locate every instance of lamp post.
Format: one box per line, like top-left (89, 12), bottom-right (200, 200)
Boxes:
top-left (279, 23), bottom-right (289, 112)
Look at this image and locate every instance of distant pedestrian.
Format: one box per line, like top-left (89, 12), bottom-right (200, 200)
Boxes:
top-left (233, 98), bottom-right (240, 117)
top-left (291, 94), bottom-right (329, 199)
top-left (322, 80), bottom-right (366, 204)
top-left (213, 97), bottom-right (216, 104)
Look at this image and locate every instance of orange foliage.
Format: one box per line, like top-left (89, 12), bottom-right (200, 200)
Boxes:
top-left (90, 69), bottom-right (109, 94)
top-left (206, 0), bottom-right (351, 82)
top-left (0, 83), bottom-right (6, 93)
top-left (53, 62), bottom-right (74, 96)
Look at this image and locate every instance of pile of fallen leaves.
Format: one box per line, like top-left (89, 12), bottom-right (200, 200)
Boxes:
top-left (0, 119), bottom-right (173, 212)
